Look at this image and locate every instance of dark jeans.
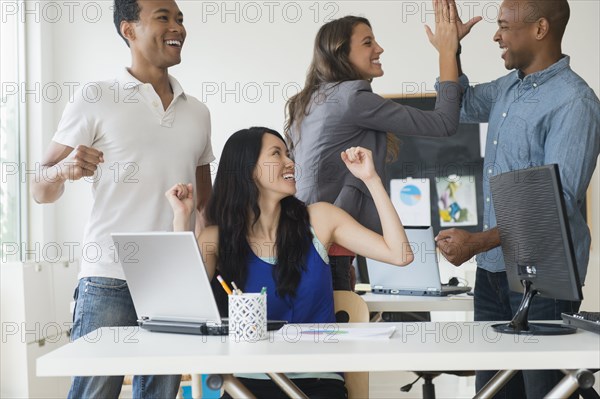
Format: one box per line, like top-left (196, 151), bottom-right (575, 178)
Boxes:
top-left (329, 255), bottom-right (354, 291)
top-left (221, 378), bottom-right (347, 399)
top-left (474, 268), bottom-right (581, 399)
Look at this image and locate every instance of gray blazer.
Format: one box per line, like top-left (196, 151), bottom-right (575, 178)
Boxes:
top-left (291, 80), bottom-right (462, 234)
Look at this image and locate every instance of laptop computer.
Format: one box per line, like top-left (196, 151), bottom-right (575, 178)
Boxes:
top-left (111, 231), bottom-right (286, 335)
top-left (366, 226), bottom-right (471, 296)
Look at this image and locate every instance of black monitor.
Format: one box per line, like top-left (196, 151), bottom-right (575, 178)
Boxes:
top-left (489, 164), bottom-right (583, 335)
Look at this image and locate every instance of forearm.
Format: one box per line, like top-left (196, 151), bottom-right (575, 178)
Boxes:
top-left (31, 166), bottom-right (66, 204)
top-left (364, 177), bottom-right (413, 265)
top-left (173, 213), bottom-right (190, 232)
top-left (472, 228), bottom-right (501, 255)
top-left (438, 51), bottom-right (459, 83)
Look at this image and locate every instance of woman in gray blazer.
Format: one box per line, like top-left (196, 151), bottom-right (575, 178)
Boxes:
top-left (285, 2), bottom-right (464, 290)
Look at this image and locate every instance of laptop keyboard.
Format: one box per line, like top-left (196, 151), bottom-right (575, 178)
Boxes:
top-left (561, 311), bottom-right (600, 334)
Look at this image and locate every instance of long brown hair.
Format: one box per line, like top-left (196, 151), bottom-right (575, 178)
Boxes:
top-left (284, 15), bottom-right (399, 161)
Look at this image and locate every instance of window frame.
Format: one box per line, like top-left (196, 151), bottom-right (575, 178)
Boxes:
top-left (1, 12), bottom-right (28, 262)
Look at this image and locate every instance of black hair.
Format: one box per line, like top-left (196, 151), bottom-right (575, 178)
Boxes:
top-left (526, 0), bottom-right (570, 41)
top-left (113, 0), bottom-right (141, 47)
top-left (206, 127), bottom-right (311, 313)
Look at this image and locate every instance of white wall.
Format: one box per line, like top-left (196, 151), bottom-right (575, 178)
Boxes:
top-left (23, 0), bottom-right (599, 307)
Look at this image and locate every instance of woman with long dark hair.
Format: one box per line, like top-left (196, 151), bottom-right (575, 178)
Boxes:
top-left (285, 0), bottom-right (470, 290)
top-left (166, 127), bottom-right (413, 398)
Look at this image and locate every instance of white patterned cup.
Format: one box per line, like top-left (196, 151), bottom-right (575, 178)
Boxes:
top-left (228, 293), bottom-right (268, 342)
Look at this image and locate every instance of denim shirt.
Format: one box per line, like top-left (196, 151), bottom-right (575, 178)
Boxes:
top-left (458, 56), bottom-right (600, 282)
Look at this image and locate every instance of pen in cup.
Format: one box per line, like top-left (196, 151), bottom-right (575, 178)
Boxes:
top-left (217, 275), bottom-right (233, 295)
top-left (231, 281), bottom-right (243, 295)
top-left (260, 286), bottom-right (267, 295)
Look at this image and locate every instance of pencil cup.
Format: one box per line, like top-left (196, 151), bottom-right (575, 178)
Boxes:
top-left (228, 293), bottom-right (267, 342)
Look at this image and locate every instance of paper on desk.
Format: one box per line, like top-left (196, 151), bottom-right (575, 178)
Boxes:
top-left (274, 325), bottom-right (396, 341)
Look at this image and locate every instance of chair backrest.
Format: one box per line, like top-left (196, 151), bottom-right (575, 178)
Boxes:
top-left (333, 291), bottom-right (370, 399)
top-left (334, 290), bottom-right (370, 323)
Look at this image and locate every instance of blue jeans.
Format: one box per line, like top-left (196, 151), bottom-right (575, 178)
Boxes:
top-left (68, 277), bottom-right (181, 399)
top-left (474, 268), bottom-right (581, 399)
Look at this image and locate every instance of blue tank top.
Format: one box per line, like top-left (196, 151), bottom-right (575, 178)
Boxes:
top-left (243, 241), bottom-right (335, 324)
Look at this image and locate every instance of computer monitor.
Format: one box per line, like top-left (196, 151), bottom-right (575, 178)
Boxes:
top-left (489, 164), bottom-right (583, 335)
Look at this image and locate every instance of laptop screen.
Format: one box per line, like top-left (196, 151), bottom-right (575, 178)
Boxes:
top-left (366, 226), bottom-right (444, 292)
top-left (111, 232), bottom-right (222, 324)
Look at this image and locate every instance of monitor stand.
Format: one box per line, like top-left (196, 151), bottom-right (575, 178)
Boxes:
top-left (492, 280), bottom-right (577, 336)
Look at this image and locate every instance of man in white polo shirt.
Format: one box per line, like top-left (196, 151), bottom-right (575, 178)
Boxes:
top-left (31, 0), bottom-right (214, 397)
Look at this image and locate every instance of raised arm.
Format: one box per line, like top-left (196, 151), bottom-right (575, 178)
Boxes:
top-left (425, 0), bottom-right (460, 83)
top-left (452, 0), bottom-right (483, 76)
top-left (166, 183), bottom-right (218, 277)
top-left (432, 2), bottom-right (484, 121)
top-left (165, 183), bottom-right (195, 231)
top-left (31, 142), bottom-right (104, 204)
top-left (310, 147), bottom-right (414, 266)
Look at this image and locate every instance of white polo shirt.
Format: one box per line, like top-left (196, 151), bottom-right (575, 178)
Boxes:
top-left (53, 69), bottom-right (214, 280)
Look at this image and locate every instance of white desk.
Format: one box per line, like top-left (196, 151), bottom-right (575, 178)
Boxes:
top-left (38, 322), bottom-right (598, 375)
top-left (362, 292), bottom-right (474, 312)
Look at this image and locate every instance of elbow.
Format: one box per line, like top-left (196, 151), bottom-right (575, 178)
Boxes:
top-left (390, 251), bottom-right (414, 267)
top-left (432, 115), bottom-right (459, 138)
top-left (30, 179), bottom-right (61, 204)
top-left (449, 125), bottom-right (460, 137)
top-left (443, 117), bottom-right (460, 137)
top-left (31, 190), bottom-right (51, 204)
top-left (30, 184), bottom-right (47, 204)
top-left (401, 251), bottom-right (415, 266)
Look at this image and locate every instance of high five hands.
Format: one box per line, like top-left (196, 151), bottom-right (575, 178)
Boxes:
top-left (425, 0), bottom-right (482, 51)
top-left (455, 2), bottom-right (483, 41)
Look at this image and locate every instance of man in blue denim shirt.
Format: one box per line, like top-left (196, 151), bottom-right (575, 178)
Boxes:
top-left (435, 0), bottom-right (600, 397)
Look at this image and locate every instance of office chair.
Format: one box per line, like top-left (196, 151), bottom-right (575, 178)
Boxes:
top-left (400, 370), bottom-right (475, 399)
top-left (579, 369), bottom-right (600, 399)
top-left (333, 290), bottom-right (370, 399)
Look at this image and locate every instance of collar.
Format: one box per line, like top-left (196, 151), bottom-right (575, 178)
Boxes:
top-left (118, 68), bottom-right (187, 100)
top-left (514, 55), bottom-right (570, 87)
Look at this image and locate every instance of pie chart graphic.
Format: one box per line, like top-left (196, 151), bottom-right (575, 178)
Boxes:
top-left (400, 185), bottom-right (422, 206)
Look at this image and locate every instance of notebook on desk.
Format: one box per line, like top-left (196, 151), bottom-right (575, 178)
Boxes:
top-left (366, 226), bottom-right (471, 297)
top-left (111, 231), bottom-right (286, 335)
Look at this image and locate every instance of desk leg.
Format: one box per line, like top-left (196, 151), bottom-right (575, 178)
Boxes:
top-left (266, 372), bottom-right (309, 399)
top-left (370, 312), bottom-right (383, 323)
top-left (191, 374), bottom-right (202, 399)
top-left (205, 374), bottom-right (257, 399)
top-left (473, 370), bottom-right (518, 399)
top-left (544, 369), bottom-right (596, 399)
